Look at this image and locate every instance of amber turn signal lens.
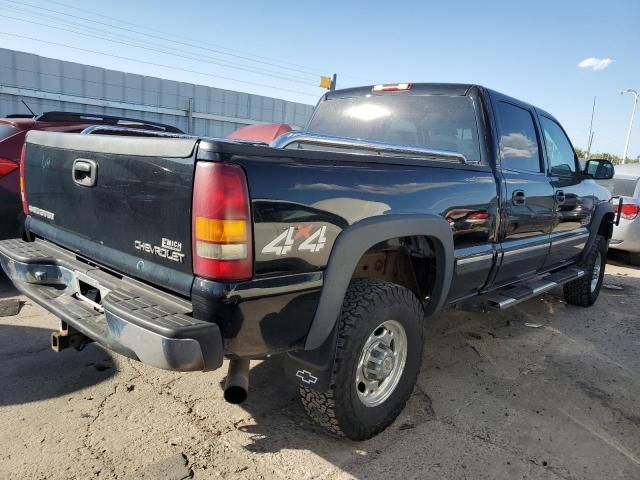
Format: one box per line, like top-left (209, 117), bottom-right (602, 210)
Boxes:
top-left (195, 217), bottom-right (247, 243)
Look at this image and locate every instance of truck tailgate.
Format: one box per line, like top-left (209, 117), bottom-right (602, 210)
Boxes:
top-left (23, 131), bottom-right (198, 295)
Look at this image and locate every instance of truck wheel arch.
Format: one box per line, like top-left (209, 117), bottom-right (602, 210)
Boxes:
top-left (304, 214), bottom-right (454, 350)
top-left (582, 201), bottom-right (615, 261)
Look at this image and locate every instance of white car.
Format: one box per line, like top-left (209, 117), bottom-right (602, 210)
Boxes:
top-left (604, 163), bottom-right (640, 264)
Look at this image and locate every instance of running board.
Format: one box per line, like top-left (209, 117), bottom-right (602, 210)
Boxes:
top-left (484, 267), bottom-right (585, 310)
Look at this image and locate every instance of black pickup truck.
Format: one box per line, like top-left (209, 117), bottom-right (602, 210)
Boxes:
top-left (0, 83), bottom-right (615, 440)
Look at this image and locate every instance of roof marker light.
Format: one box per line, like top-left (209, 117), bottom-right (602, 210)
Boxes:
top-left (372, 83), bottom-right (413, 92)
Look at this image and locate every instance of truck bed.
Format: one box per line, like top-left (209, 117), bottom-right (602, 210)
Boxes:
top-left (20, 130), bottom-right (497, 356)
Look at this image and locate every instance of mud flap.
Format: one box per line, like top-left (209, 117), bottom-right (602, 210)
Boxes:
top-left (284, 323), bottom-right (338, 392)
top-left (581, 201), bottom-right (615, 262)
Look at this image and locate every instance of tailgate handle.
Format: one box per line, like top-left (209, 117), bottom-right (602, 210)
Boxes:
top-left (72, 159), bottom-right (97, 187)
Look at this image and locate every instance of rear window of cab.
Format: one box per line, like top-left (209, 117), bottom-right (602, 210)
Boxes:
top-left (306, 95), bottom-right (481, 163)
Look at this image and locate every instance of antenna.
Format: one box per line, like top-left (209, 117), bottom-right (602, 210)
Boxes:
top-left (21, 100), bottom-right (36, 117)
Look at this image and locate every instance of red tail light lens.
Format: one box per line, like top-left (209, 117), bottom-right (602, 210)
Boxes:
top-left (614, 202), bottom-right (640, 221)
top-left (19, 145), bottom-right (28, 215)
top-left (192, 162), bottom-right (253, 281)
top-left (0, 158), bottom-right (18, 177)
top-left (467, 212), bottom-right (490, 220)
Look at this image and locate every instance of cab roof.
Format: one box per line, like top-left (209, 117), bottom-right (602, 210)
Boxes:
top-left (325, 83), bottom-right (474, 99)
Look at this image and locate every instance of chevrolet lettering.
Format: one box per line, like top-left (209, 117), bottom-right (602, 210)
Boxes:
top-left (134, 239), bottom-right (185, 263)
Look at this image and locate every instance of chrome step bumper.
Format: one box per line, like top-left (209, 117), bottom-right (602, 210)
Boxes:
top-left (0, 238), bottom-right (223, 372)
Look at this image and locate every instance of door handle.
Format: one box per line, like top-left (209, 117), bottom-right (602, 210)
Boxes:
top-left (555, 190), bottom-right (566, 204)
top-left (72, 159), bottom-right (97, 187)
top-left (512, 190), bottom-right (526, 205)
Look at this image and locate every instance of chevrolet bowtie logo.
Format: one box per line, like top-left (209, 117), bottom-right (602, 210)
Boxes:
top-left (295, 369), bottom-right (318, 385)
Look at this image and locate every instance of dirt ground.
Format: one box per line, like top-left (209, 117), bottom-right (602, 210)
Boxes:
top-left (0, 256), bottom-right (639, 480)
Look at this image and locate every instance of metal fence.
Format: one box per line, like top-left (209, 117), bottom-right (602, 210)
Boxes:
top-left (0, 48), bottom-right (315, 136)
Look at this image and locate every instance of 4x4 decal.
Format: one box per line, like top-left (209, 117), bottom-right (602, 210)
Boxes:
top-left (261, 225), bottom-right (327, 256)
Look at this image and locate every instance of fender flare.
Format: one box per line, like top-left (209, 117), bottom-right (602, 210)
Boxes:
top-left (582, 200), bottom-right (614, 260)
top-left (304, 214), bottom-right (455, 350)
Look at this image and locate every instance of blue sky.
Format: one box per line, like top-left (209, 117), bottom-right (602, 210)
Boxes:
top-left (2, 0), bottom-right (639, 158)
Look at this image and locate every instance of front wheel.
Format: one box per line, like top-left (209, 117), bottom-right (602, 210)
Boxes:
top-left (563, 234), bottom-right (607, 306)
top-left (300, 279), bottom-right (425, 441)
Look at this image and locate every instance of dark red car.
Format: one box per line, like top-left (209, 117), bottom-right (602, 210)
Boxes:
top-left (0, 112), bottom-right (183, 239)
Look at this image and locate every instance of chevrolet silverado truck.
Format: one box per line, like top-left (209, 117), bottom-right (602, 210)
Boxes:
top-left (0, 83), bottom-right (616, 440)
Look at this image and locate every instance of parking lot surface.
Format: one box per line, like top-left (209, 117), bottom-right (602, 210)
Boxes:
top-left (1, 259), bottom-right (639, 480)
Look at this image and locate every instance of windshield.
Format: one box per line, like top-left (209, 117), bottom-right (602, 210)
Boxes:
top-left (306, 94), bottom-right (481, 162)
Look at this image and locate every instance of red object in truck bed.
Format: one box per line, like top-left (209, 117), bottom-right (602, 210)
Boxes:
top-left (227, 123), bottom-right (292, 143)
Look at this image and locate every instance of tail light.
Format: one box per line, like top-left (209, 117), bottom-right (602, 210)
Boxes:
top-left (192, 162), bottom-right (253, 281)
top-left (467, 212), bottom-right (490, 220)
top-left (614, 202), bottom-right (640, 221)
top-left (19, 144), bottom-right (28, 215)
top-left (0, 158), bottom-right (18, 177)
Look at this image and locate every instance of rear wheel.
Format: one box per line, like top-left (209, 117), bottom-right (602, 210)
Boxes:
top-left (563, 234), bottom-right (607, 306)
top-left (299, 279), bottom-right (425, 441)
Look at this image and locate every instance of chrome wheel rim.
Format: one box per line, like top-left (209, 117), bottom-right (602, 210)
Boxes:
top-left (591, 252), bottom-right (602, 292)
top-left (355, 320), bottom-right (408, 407)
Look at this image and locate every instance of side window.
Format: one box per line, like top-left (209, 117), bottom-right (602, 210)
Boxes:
top-left (540, 116), bottom-right (577, 176)
top-left (496, 102), bottom-right (541, 173)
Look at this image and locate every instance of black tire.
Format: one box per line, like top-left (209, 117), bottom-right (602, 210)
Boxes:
top-left (300, 279), bottom-right (425, 441)
top-left (629, 252), bottom-right (640, 267)
top-left (563, 234), bottom-right (607, 306)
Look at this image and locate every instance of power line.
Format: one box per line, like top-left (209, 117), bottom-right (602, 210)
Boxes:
top-left (45, 0), bottom-right (370, 80)
top-left (1, 4), bottom-right (318, 83)
top-left (0, 32), bottom-right (319, 99)
top-left (9, 0), bottom-right (334, 80)
top-left (3, 12), bottom-right (319, 86)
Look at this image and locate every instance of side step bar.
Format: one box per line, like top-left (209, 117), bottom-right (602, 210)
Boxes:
top-left (484, 267), bottom-right (585, 310)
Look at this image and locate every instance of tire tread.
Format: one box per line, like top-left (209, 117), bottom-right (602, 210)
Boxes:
top-left (300, 279), bottom-right (424, 440)
top-left (563, 235), bottom-right (606, 306)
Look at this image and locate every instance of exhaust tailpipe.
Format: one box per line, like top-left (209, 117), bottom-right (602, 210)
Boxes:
top-left (224, 359), bottom-right (250, 404)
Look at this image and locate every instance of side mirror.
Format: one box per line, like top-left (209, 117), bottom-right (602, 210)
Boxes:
top-left (584, 159), bottom-right (614, 180)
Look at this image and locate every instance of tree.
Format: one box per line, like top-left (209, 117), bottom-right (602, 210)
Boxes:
top-left (575, 147), bottom-right (587, 159)
top-left (575, 147), bottom-right (638, 165)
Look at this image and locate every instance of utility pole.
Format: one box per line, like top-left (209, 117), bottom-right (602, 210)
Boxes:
top-left (587, 131), bottom-right (594, 160)
top-left (621, 88), bottom-right (639, 164)
top-left (330, 74), bottom-right (337, 91)
top-left (586, 96), bottom-right (596, 160)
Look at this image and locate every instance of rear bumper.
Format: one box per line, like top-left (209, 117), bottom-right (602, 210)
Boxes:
top-left (611, 219), bottom-right (640, 253)
top-left (0, 238), bottom-right (223, 371)
top-left (0, 172), bottom-right (23, 240)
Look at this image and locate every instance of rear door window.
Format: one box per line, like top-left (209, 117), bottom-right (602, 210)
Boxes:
top-left (0, 124), bottom-right (18, 140)
top-left (611, 177), bottom-right (640, 197)
top-left (496, 102), bottom-right (542, 173)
